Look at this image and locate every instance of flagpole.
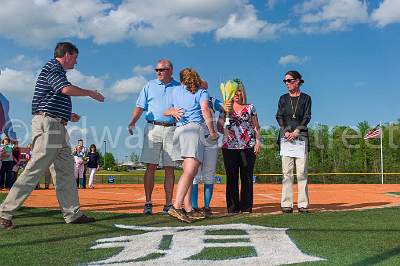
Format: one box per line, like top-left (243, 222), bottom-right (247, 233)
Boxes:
top-left (380, 121), bottom-right (384, 184)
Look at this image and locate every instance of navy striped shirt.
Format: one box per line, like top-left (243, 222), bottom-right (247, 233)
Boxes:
top-left (32, 59), bottom-right (72, 121)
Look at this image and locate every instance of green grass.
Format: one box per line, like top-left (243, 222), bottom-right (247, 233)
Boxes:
top-left (204, 238), bottom-right (250, 243)
top-left (205, 229), bottom-right (248, 235)
top-left (188, 246), bottom-right (257, 260)
top-left (1, 193), bottom-right (400, 265)
top-left (159, 234), bottom-right (173, 250)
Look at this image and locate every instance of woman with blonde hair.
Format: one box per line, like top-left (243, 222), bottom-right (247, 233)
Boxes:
top-left (219, 79), bottom-right (260, 214)
top-left (165, 68), bottom-right (218, 223)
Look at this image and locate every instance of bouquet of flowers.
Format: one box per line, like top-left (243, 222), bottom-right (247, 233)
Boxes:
top-left (220, 80), bottom-right (238, 127)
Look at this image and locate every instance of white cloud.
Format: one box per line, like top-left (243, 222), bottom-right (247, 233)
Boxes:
top-left (0, 0), bottom-right (112, 48)
top-left (216, 4), bottom-right (287, 40)
top-left (294, 0), bottom-right (369, 33)
top-left (0, 68), bottom-right (36, 95)
top-left (85, 0), bottom-right (236, 45)
top-left (371, 0), bottom-right (400, 27)
top-left (278, 55), bottom-right (310, 66)
top-left (110, 76), bottom-right (148, 101)
top-left (0, 0), bottom-right (287, 47)
top-left (67, 69), bottom-right (105, 91)
top-left (133, 65), bottom-right (154, 76)
top-left (9, 55), bottom-right (43, 71)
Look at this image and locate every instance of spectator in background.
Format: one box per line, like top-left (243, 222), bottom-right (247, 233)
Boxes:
top-left (0, 146), bottom-right (7, 169)
top-left (218, 79), bottom-right (260, 214)
top-left (74, 145), bottom-right (85, 188)
top-left (0, 136), bottom-right (14, 190)
top-left (10, 140), bottom-right (22, 188)
top-left (87, 144), bottom-right (100, 189)
top-left (43, 169), bottom-right (53, 190)
top-left (75, 139), bottom-right (88, 188)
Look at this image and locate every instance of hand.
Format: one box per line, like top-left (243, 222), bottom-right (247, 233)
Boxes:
top-left (287, 129), bottom-right (299, 142)
top-left (128, 121), bottom-right (136, 135)
top-left (170, 107), bottom-right (184, 121)
top-left (223, 101), bottom-right (233, 113)
top-left (90, 90), bottom-right (105, 102)
top-left (70, 113), bottom-right (80, 122)
top-left (210, 131), bottom-right (219, 141)
top-left (254, 140), bottom-right (261, 155)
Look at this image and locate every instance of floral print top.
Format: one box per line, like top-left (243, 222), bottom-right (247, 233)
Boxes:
top-left (222, 104), bottom-right (257, 149)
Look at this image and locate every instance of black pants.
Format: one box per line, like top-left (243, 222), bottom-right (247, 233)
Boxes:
top-left (222, 148), bottom-right (256, 213)
top-left (0, 161), bottom-right (14, 189)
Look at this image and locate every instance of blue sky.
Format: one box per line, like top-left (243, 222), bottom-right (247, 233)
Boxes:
top-left (0, 0), bottom-right (399, 162)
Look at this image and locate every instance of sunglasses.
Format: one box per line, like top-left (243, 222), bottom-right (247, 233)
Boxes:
top-left (155, 68), bottom-right (169, 73)
top-left (283, 78), bottom-right (297, 84)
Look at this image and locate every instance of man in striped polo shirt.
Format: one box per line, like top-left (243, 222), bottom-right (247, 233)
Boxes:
top-left (0, 42), bottom-right (105, 229)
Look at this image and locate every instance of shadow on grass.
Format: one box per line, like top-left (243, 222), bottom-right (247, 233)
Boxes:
top-left (350, 246), bottom-right (400, 265)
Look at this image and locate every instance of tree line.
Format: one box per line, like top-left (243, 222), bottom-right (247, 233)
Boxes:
top-left (215, 121), bottom-right (400, 184)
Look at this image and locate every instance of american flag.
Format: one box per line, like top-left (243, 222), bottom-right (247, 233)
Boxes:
top-left (363, 125), bottom-right (381, 140)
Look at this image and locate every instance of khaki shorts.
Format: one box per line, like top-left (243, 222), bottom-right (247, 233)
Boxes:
top-left (172, 123), bottom-right (205, 163)
top-left (140, 123), bottom-right (175, 167)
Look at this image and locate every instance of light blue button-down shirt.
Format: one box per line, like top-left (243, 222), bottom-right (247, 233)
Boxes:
top-left (136, 79), bottom-right (180, 124)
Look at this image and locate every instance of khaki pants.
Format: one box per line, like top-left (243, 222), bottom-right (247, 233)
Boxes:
top-left (0, 115), bottom-right (82, 223)
top-left (281, 155), bottom-right (309, 209)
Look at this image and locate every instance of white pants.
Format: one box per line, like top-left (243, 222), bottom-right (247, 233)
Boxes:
top-left (88, 168), bottom-right (97, 187)
top-left (281, 155), bottom-right (309, 209)
top-left (74, 164), bottom-right (84, 180)
top-left (193, 129), bottom-right (218, 185)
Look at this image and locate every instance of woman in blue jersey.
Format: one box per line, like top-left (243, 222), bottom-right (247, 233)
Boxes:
top-left (165, 68), bottom-right (218, 223)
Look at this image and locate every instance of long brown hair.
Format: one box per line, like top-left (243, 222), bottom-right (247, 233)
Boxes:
top-left (180, 68), bottom-right (201, 94)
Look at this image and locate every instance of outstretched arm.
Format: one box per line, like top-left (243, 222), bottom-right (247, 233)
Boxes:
top-left (61, 85), bottom-right (105, 102)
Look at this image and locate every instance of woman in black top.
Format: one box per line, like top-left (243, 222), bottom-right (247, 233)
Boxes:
top-left (87, 144), bottom-right (100, 189)
top-left (276, 70), bottom-right (312, 214)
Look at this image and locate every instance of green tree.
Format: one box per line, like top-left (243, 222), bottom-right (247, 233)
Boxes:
top-left (103, 152), bottom-right (116, 170)
top-left (129, 152), bottom-right (140, 164)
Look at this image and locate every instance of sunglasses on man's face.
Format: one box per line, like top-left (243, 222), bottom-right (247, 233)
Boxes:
top-left (155, 68), bottom-right (169, 73)
top-left (283, 78), bottom-right (297, 84)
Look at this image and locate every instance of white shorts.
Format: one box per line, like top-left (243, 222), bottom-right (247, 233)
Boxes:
top-left (140, 123), bottom-right (175, 167)
top-left (172, 123), bottom-right (205, 163)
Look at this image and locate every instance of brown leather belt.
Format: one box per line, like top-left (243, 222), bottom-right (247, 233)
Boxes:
top-left (148, 121), bottom-right (176, 127)
top-left (35, 111), bottom-right (68, 125)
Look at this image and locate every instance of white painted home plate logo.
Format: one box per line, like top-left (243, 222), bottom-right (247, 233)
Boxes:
top-left (88, 223), bottom-right (323, 265)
